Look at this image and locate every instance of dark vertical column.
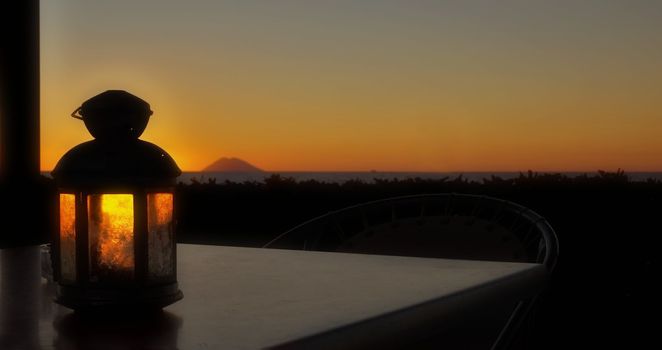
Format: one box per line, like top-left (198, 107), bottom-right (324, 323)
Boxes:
top-left (0, 0), bottom-right (40, 181)
top-left (0, 0), bottom-right (46, 247)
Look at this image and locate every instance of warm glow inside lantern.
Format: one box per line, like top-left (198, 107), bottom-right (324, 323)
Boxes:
top-left (52, 90), bottom-right (182, 310)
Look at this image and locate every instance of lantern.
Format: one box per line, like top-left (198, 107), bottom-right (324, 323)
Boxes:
top-left (51, 90), bottom-right (183, 310)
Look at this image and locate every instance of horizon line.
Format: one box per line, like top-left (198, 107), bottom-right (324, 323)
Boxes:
top-left (39, 169), bottom-right (661, 173)
top-left (39, 169), bottom-right (660, 174)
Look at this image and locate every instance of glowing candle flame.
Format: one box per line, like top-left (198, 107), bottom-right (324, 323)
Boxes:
top-left (88, 194), bottom-right (134, 278)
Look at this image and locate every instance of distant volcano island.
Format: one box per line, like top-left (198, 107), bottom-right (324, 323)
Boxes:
top-left (202, 157), bottom-right (264, 172)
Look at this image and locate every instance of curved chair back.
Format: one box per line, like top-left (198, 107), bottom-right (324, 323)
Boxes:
top-left (266, 193), bottom-right (558, 272)
top-left (265, 193), bottom-right (559, 350)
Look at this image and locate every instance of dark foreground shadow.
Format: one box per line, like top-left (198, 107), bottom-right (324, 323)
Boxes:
top-left (53, 310), bottom-right (182, 350)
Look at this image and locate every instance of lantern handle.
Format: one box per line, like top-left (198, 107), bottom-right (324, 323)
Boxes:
top-left (71, 107), bottom-right (84, 120)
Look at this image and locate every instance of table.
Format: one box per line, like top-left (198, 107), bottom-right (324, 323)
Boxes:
top-left (0, 244), bottom-right (547, 349)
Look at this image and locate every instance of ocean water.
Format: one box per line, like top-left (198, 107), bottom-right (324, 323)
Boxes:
top-left (178, 171), bottom-right (662, 184)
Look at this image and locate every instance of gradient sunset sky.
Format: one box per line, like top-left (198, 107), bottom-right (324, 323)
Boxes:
top-left (41, 0), bottom-right (662, 172)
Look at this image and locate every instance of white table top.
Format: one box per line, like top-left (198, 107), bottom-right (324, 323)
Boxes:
top-left (0, 244), bottom-right (546, 349)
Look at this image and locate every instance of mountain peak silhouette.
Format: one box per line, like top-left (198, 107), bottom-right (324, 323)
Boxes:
top-left (203, 157), bottom-right (264, 172)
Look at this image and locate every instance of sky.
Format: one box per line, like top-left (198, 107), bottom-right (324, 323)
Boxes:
top-left (40, 0), bottom-right (662, 172)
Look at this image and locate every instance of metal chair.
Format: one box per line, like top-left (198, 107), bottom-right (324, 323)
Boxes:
top-left (264, 193), bottom-right (559, 349)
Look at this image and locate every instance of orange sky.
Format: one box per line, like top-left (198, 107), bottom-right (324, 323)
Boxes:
top-left (40, 1), bottom-right (662, 172)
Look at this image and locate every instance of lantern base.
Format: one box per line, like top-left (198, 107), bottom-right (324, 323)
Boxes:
top-left (55, 283), bottom-right (183, 311)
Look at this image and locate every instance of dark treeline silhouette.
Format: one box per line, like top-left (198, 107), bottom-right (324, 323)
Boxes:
top-left (176, 169), bottom-right (659, 348)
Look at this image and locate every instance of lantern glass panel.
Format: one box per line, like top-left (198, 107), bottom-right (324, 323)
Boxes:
top-left (147, 193), bottom-right (174, 279)
top-left (59, 193), bottom-right (77, 283)
top-left (87, 194), bottom-right (135, 281)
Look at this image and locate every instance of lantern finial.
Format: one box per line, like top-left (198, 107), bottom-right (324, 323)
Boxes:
top-left (71, 90), bottom-right (153, 141)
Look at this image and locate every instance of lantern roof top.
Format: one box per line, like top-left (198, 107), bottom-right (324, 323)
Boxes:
top-left (52, 139), bottom-right (181, 187)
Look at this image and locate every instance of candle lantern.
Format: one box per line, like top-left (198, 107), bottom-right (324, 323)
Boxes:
top-left (51, 90), bottom-right (183, 310)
